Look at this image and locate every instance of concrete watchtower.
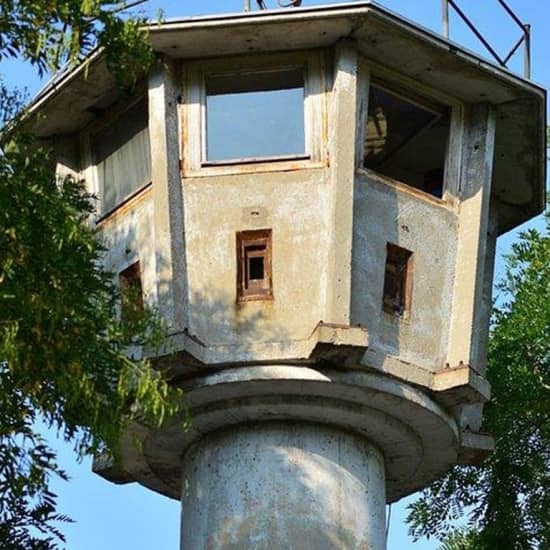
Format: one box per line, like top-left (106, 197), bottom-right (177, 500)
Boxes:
top-left (29, 3), bottom-right (545, 548)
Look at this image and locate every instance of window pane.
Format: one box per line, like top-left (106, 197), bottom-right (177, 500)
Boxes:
top-left (206, 70), bottom-right (305, 162)
top-left (92, 99), bottom-right (151, 214)
top-left (364, 85), bottom-right (450, 198)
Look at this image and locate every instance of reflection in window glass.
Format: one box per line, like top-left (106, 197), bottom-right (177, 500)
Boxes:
top-left (206, 68), bottom-right (305, 162)
top-left (364, 85), bottom-right (450, 198)
top-left (92, 99), bottom-right (151, 215)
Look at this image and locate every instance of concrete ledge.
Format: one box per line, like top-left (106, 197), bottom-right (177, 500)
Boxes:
top-left (361, 351), bottom-right (490, 408)
top-left (92, 453), bottom-right (134, 485)
top-left (432, 365), bottom-right (491, 406)
top-left (95, 365), bottom-right (461, 504)
top-left (316, 322), bottom-right (368, 347)
top-left (156, 322), bottom-right (368, 377)
top-left (458, 429), bottom-right (494, 465)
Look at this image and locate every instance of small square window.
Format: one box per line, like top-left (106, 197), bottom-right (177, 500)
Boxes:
top-left (119, 262), bottom-right (144, 320)
top-left (237, 230), bottom-right (273, 302)
top-left (383, 244), bottom-right (413, 317)
top-left (364, 84), bottom-right (450, 198)
top-left (205, 68), bottom-right (305, 163)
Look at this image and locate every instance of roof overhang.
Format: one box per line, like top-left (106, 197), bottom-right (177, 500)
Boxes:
top-left (26, 1), bottom-right (546, 233)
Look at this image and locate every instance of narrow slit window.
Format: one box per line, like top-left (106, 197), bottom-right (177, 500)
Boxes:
top-left (119, 262), bottom-right (144, 320)
top-left (237, 230), bottom-right (272, 301)
top-left (205, 68), bottom-right (305, 163)
top-left (383, 244), bottom-right (413, 317)
top-left (364, 84), bottom-right (450, 198)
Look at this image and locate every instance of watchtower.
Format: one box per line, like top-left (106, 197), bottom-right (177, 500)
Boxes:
top-left (29, 3), bottom-right (546, 548)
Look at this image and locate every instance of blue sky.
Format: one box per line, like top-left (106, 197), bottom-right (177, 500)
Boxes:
top-left (3, 1), bottom-right (548, 548)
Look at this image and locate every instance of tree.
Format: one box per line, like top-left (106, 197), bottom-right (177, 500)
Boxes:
top-left (0, 3), bottom-right (179, 548)
top-left (438, 527), bottom-right (479, 550)
top-left (408, 209), bottom-right (550, 549)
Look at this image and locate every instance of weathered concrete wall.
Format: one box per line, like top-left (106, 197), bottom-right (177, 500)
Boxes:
top-left (352, 173), bottom-right (458, 370)
top-left (98, 191), bottom-right (157, 307)
top-left (446, 104), bottom-right (496, 371)
top-left (182, 168), bottom-right (331, 345)
top-left (149, 59), bottom-right (188, 332)
top-left (181, 422), bottom-right (386, 550)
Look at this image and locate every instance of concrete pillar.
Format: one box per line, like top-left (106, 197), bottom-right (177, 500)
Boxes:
top-left (180, 422), bottom-right (386, 550)
top-left (447, 103), bottom-right (496, 369)
top-left (148, 57), bottom-right (188, 331)
top-left (327, 39), bottom-right (360, 325)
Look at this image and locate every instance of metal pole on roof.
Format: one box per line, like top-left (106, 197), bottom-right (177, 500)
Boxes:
top-left (524, 24), bottom-right (531, 79)
top-left (244, 0), bottom-right (251, 11)
top-left (442, 0), bottom-right (449, 38)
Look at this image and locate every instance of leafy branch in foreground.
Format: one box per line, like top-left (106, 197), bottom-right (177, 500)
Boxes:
top-left (0, 135), bottom-right (181, 548)
top-left (0, 0), bottom-right (154, 83)
top-left (408, 209), bottom-right (550, 549)
top-left (0, 2), bottom-right (170, 546)
top-left (438, 527), bottom-right (479, 550)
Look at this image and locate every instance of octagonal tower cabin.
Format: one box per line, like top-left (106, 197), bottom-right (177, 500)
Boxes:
top-left (27, 3), bottom-right (546, 549)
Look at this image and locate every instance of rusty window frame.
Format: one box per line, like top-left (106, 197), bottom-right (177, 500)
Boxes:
top-left (382, 243), bottom-right (413, 317)
top-left (237, 229), bottom-right (273, 302)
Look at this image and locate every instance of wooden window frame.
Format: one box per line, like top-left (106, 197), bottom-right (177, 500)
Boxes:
top-left (237, 229), bottom-right (273, 302)
top-left (182, 50), bottom-right (327, 178)
top-left (382, 243), bottom-right (413, 318)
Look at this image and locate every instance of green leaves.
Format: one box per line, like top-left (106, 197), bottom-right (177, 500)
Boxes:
top-left (0, 0), bottom-right (153, 77)
top-left (0, 3), bottom-right (165, 547)
top-left (438, 528), bottom-right (480, 550)
top-left (0, 135), bottom-right (181, 547)
top-left (408, 208), bottom-right (550, 548)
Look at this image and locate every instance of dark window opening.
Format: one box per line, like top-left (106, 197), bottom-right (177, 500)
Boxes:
top-left (205, 68), bottom-right (305, 162)
top-left (248, 254), bottom-right (265, 281)
top-left (383, 244), bottom-right (413, 317)
top-left (364, 84), bottom-right (450, 198)
top-left (237, 230), bottom-right (272, 301)
top-left (119, 262), bottom-right (144, 321)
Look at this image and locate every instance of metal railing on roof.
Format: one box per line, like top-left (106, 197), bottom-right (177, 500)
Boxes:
top-left (441, 0), bottom-right (531, 78)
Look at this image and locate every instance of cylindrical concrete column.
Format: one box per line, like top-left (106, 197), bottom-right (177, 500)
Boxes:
top-left (180, 422), bottom-right (386, 549)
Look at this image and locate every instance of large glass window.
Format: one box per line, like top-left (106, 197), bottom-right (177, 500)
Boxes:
top-left (205, 68), bottom-right (305, 162)
top-left (364, 84), bottom-right (450, 198)
top-left (92, 98), bottom-right (151, 215)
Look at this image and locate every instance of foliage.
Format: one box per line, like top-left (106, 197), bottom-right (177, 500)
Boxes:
top-left (0, 134), bottom-right (181, 548)
top-left (438, 527), bottom-right (479, 550)
top-left (0, 0), bottom-right (154, 83)
top-left (0, 361), bottom-right (71, 549)
top-left (408, 210), bottom-right (550, 549)
top-left (0, 3), bottom-right (179, 548)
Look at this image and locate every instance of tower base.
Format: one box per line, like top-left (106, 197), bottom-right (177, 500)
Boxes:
top-left (181, 422), bottom-right (386, 549)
